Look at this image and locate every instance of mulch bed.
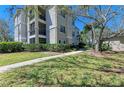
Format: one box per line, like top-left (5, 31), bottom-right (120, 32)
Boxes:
top-left (87, 50), bottom-right (112, 57)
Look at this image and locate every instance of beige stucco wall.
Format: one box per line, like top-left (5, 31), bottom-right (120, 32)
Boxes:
top-left (14, 10), bottom-right (27, 43)
top-left (56, 7), bottom-right (73, 44)
top-left (66, 15), bottom-right (73, 44)
top-left (56, 7), bottom-right (79, 45)
top-left (46, 6), bottom-right (58, 44)
top-left (107, 36), bottom-right (124, 51)
top-left (57, 10), bottom-right (67, 44)
top-left (14, 5), bottom-right (79, 45)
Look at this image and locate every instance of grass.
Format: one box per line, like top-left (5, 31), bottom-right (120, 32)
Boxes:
top-left (0, 52), bottom-right (124, 87)
top-left (0, 52), bottom-right (48, 66)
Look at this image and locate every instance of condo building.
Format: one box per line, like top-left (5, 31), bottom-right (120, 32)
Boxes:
top-left (14, 6), bottom-right (79, 45)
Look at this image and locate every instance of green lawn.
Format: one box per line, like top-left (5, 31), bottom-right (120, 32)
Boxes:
top-left (0, 52), bottom-right (48, 66)
top-left (0, 52), bottom-right (124, 87)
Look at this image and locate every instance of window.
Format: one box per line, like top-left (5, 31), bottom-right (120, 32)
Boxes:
top-left (59, 40), bottom-right (61, 44)
top-left (30, 22), bottom-right (35, 36)
top-left (30, 38), bottom-right (35, 44)
top-left (38, 7), bottom-right (46, 21)
top-left (72, 32), bottom-right (75, 37)
top-left (63, 41), bottom-right (66, 44)
top-left (39, 22), bottom-right (46, 35)
top-left (39, 38), bottom-right (46, 43)
top-left (61, 11), bottom-right (66, 18)
top-left (60, 25), bottom-right (65, 33)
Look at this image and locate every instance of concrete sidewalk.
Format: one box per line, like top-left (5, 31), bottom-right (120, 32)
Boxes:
top-left (0, 51), bottom-right (83, 73)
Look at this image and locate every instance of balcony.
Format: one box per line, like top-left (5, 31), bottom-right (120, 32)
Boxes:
top-left (30, 22), bottom-right (35, 36)
top-left (38, 7), bottom-right (46, 21)
top-left (29, 10), bottom-right (35, 21)
top-left (39, 22), bottom-right (46, 36)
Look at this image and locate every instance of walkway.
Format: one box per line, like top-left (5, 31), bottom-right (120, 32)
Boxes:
top-left (0, 51), bottom-right (83, 73)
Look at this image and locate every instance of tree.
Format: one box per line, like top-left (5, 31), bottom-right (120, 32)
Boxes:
top-left (0, 19), bottom-right (9, 41)
top-left (69, 5), bottom-right (124, 52)
top-left (79, 25), bottom-right (91, 45)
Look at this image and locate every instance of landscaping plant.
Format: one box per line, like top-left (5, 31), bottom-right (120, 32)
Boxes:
top-left (0, 42), bottom-right (23, 53)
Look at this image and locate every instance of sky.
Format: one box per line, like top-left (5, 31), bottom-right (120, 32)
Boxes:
top-left (0, 5), bottom-right (15, 35)
top-left (0, 6), bottom-right (9, 20)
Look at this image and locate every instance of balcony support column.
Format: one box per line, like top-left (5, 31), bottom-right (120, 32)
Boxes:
top-left (34, 6), bottom-right (39, 44)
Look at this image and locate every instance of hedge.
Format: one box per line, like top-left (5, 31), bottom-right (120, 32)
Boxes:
top-left (23, 44), bottom-right (72, 52)
top-left (0, 42), bottom-right (24, 53)
top-left (23, 44), bottom-right (41, 52)
top-left (41, 44), bottom-right (71, 52)
top-left (0, 42), bottom-right (79, 53)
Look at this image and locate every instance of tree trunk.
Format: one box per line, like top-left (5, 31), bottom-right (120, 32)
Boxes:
top-left (94, 40), bottom-right (103, 52)
top-left (99, 40), bottom-right (103, 51)
top-left (91, 25), bottom-right (96, 49)
top-left (95, 42), bottom-right (99, 52)
top-left (95, 26), bottom-right (104, 52)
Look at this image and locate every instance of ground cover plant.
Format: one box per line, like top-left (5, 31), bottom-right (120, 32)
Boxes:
top-left (0, 52), bottom-right (124, 87)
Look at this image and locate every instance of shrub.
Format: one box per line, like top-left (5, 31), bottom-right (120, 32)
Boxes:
top-left (78, 43), bottom-right (91, 50)
top-left (41, 44), bottom-right (71, 52)
top-left (23, 44), bottom-right (41, 52)
top-left (78, 42), bottom-right (86, 48)
top-left (84, 45), bottom-right (91, 50)
top-left (70, 45), bottom-right (80, 50)
top-left (101, 42), bottom-right (112, 51)
top-left (44, 44), bottom-right (70, 52)
top-left (0, 43), bottom-right (78, 53)
top-left (24, 44), bottom-right (72, 52)
top-left (0, 42), bottom-right (23, 53)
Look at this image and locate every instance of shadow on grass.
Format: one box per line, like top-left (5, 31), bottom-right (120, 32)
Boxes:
top-left (103, 57), bottom-right (124, 64)
top-left (30, 55), bottom-right (124, 75)
top-left (58, 57), bottom-right (124, 74)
